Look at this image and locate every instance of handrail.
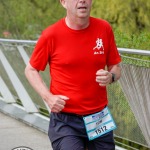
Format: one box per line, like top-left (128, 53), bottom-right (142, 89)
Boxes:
top-left (0, 38), bottom-right (150, 56)
top-left (0, 38), bottom-right (36, 45)
top-left (118, 48), bottom-right (150, 56)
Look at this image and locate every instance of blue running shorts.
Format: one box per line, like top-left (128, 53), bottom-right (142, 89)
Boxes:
top-left (48, 112), bottom-right (115, 150)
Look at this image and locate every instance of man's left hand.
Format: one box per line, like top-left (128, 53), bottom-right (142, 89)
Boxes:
top-left (96, 69), bottom-right (112, 86)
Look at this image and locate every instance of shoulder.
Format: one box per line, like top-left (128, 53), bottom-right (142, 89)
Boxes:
top-left (90, 17), bottom-right (112, 30)
top-left (41, 19), bottom-right (64, 38)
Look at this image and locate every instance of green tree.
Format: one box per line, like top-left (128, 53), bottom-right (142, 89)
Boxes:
top-left (91, 0), bottom-right (150, 33)
top-left (0, 0), bottom-right (65, 39)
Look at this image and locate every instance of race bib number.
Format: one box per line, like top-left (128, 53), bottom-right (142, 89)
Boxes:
top-left (83, 107), bottom-right (116, 141)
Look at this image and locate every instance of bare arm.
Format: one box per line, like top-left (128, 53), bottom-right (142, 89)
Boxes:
top-left (96, 63), bottom-right (121, 86)
top-left (24, 63), bottom-right (69, 112)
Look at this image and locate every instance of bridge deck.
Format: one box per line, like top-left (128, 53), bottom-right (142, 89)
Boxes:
top-left (0, 100), bottom-right (125, 150)
top-left (0, 112), bottom-right (52, 150)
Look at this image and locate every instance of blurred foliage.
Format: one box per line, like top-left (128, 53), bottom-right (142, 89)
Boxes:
top-left (0, 0), bottom-right (150, 43)
top-left (0, 0), bottom-right (65, 39)
top-left (115, 31), bottom-right (150, 50)
top-left (91, 0), bottom-right (150, 34)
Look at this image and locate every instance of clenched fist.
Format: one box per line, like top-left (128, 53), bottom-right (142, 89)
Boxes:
top-left (96, 69), bottom-right (112, 86)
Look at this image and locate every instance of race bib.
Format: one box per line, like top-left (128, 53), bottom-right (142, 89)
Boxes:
top-left (83, 107), bottom-right (116, 141)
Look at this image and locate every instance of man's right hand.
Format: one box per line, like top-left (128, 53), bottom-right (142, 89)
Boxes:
top-left (47, 95), bottom-right (69, 113)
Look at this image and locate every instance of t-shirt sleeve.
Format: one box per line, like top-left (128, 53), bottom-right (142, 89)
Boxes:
top-left (106, 26), bottom-right (121, 66)
top-left (29, 33), bottom-right (51, 71)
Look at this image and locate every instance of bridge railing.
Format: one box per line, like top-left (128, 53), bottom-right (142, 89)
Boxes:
top-left (0, 38), bottom-right (150, 150)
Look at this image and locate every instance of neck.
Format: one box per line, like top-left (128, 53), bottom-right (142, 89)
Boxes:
top-left (65, 16), bottom-right (90, 30)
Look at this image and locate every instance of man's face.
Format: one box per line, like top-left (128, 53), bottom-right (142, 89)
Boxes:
top-left (60, 0), bottom-right (92, 19)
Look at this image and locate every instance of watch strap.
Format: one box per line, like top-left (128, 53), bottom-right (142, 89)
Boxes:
top-left (111, 73), bottom-right (116, 83)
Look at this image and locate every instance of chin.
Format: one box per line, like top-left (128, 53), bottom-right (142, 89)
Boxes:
top-left (78, 14), bottom-right (90, 19)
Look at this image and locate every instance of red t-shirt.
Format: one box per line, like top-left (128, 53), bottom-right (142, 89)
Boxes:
top-left (30, 17), bottom-right (121, 115)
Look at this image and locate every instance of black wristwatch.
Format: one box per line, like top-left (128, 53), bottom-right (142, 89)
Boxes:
top-left (111, 73), bottom-right (116, 83)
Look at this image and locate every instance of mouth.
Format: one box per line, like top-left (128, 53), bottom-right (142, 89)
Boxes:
top-left (78, 7), bottom-right (87, 10)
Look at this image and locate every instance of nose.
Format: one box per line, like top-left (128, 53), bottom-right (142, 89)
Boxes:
top-left (78, 0), bottom-right (86, 3)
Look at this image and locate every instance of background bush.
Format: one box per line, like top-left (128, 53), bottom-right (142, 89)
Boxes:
top-left (0, 0), bottom-right (150, 50)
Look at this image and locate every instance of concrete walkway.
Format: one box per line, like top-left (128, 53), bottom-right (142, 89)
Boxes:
top-left (0, 99), bottom-right (126, 150)
top-left (0, 112), bottom-right (52, 150)
top-left (0, 112), bottom-right (126, 150)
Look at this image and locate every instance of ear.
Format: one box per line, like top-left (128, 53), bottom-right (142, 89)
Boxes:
top-left (60, 0), bottom-right (67, 9)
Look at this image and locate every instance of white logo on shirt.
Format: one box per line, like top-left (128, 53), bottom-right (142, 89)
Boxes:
top-left (93, 38), bottom-right (104, 55)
